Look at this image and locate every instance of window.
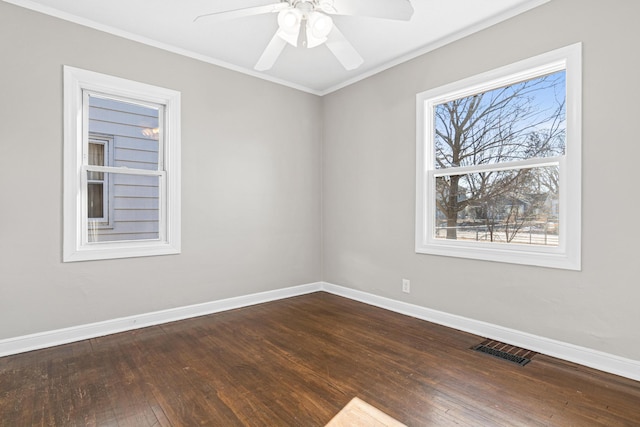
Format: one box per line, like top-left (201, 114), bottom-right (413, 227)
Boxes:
top-left (87, 135), bottom-right (112, 224)
top-left (416, 44), bottom-right (581, 270)
top-left (64, 66), bottom-right (181, 262)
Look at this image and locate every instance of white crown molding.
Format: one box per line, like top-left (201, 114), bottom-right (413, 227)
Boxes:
top-left (3, 0), bottom-right (549, 96)
top-left (2, 0), bottom-right (324, 96)
top-left (319, 0), bottom-right (551, 95)
top-left (1, 280), bottom-right (638, 382)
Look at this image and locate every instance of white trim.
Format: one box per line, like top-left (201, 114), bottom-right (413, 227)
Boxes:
top-left (322, 282), bottom-right (640, 382)
top-left (415, 43), bottom-right (582, 270)
top-left (321, 0), bottom-right (552, 95)
top-left (4, 0), bottom-right (549, 96)
top-left (1, 281), bottom-right (637, 382)
top-left (3, 0), bottom-right (323, 96)
top-left (63, 66), bottom-right (181, 262)
top-left (0, 282), bottom-right (323, 358)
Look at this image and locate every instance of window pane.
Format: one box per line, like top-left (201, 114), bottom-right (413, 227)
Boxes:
top-left (87, 183), bottom-right (104, 219)
top-left (434, 70), bottom-right (566, 169)
top-left (88, 95), bottom-right (160, 171)
top-left (435, 166), bottom-right (559, 246)
top-left (88, 142), bottom-right (104, 180)
top-left (87, 172), bottom-right (160, 243)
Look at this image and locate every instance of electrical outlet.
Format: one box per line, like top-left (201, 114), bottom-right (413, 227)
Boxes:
top-left (402, 279), bottom-right (410, 293)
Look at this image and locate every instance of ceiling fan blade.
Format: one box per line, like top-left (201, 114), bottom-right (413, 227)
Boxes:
top-left (325, 26), bottom-right (363, 70)
top-left (255, 33), bottom-right (288, 71)
top-left (326, 0), bottom-right (414, 21)
top-left (194, 2), bottom-right (289, 22)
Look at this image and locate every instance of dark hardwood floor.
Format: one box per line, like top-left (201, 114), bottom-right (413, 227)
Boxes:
top-left (1, 292), bottom-right (639, 426)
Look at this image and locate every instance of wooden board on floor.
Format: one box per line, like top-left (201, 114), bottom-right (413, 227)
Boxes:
top-left (326, 397), bottom-right (406, 427)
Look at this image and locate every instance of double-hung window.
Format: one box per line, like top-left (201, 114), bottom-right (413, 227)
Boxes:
top-left (416, 44), bottom-right (581, 270)
top-left (63, 66), bottom-right (181, 262)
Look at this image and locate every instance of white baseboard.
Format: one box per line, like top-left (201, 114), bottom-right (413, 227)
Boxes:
top-left (0, 282), bottom-right (322, 358)
top-left (2, 280), bottom-right (638, 382)
top-left (322, 282), bottom-right (640, 382)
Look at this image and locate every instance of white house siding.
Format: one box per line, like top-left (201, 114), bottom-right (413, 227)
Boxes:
top-left (88, 96), bottom-right (161, 242)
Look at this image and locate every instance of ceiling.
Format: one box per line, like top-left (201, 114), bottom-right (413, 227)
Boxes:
top-left (6, 0), bottom-right (548, 95)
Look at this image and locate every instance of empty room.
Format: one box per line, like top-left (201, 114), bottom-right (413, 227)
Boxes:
top-left (1, 0), bottom-right (639, 425)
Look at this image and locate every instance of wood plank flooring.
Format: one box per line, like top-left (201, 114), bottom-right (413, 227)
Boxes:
top-left (1, 292), bottom-right (640, 426)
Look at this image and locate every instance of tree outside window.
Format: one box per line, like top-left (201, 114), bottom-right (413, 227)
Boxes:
top-left (416, 44), bottom-right (581, 270)
top-left (434, 70), bottom-right (565, 245)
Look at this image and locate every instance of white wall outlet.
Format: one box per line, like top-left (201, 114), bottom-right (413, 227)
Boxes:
top-left (402, 279), bottom-right (410, 293)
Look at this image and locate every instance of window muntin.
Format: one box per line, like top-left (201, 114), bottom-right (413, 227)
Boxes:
top-left (416, 44), bottom-right (581, 270)
top-left (64, 66), bottom-right (181, 262)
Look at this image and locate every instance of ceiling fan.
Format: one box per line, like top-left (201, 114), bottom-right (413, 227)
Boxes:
top-left (195, 0), bottom-right (414, 71)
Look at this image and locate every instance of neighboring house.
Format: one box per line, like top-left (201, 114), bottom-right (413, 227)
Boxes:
top-left (87, 96), bottom-right (160, 242)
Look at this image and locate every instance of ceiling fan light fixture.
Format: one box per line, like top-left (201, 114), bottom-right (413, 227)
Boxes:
top-left (280, 10), bottom-right (298, 29)
top-left (197, 0), bottom-right (415, 72)
top-left (306, 11), bottom-right (333, 48)
top-left (277, 8), bottom-right (302, 46)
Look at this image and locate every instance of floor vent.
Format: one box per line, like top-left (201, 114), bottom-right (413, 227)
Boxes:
top-left (472, 339), bottom-right (536, 366)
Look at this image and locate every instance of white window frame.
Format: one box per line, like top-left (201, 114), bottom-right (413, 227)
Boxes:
top-left (64, 66), bottom-right (181, 262)
top-left (415, 44), bottom-right (581, 270)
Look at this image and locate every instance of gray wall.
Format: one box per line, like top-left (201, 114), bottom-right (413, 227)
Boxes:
top-left (1, 0), bottom-right (639, 364)
top-left (0, 2), bottom-right (322, 338)
top-left (323, 0), bottom-right (640, 361)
